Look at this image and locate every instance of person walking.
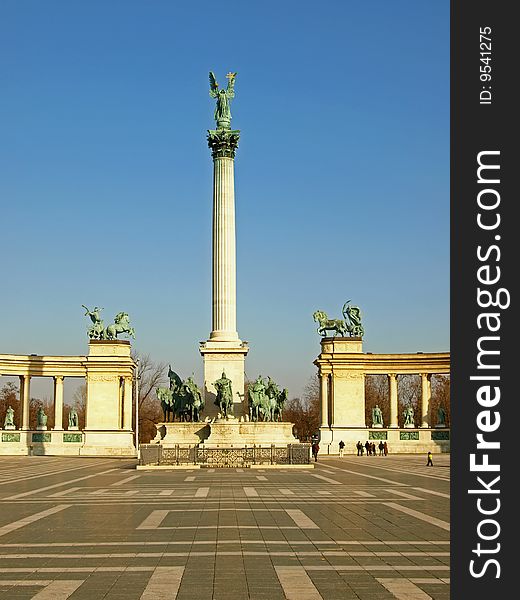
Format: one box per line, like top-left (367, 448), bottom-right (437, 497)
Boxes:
top-left (426, 451), bottom-right (434, 466)
top-left (312, 442), bottom-right (320, 462)
top-left (371, 442), bottom-right (376, 456)
top-left (383, 441), bottom-right (388, 456)
top-left (356, 441), bottom-right (363, 456)
top-left (378, 441), bottom-right (384, 456)
top-left (338, 440), bottom-right (345, 457)
top-left (364, 440), bottom-right (371, 456)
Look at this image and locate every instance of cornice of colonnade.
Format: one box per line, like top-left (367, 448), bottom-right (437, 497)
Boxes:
top-left (0, 352), bottom-right (136, 377)
top-left (314, 351), bottom-right (450, 375)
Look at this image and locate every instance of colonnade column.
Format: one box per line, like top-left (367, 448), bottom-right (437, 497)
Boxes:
top-left (20, 375), bottom-right (31, 430)
top-left (53, 376), bottom-right (64, 430)
top-left (320, 373), bottom-right (329, 428)
top-left (421, 373), bottom-right (432, 428)
top-left (388, 373), bottom-right (398, 427)
top-left (123, 377), bottom-right (133, 430)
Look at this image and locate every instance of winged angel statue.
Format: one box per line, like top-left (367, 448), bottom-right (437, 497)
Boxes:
top-left (209, 71), bottom-right (237, 129)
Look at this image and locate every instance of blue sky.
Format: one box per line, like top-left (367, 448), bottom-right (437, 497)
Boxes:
top-left (0, 0), bottom-right (449, 399)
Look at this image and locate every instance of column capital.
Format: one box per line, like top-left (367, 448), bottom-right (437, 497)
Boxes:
top-left (207, 129), bottom-right (240, 158)
top-left (54, 375), bottom-right (64, 382)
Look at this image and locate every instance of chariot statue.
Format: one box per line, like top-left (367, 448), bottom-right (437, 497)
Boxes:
top-left (313, 300), bottom-right (364, 338)
top-left (83, 306), bottom-right (135, 340)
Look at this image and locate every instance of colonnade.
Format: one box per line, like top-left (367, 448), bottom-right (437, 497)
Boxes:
top-left (320, 371), bottom-right (434, 429)
top-left (0, 340), bottom-right (137, 456)
top-left (3, 373), bottom-right (134, 431)
top-left (315, 338), bottom-right (450, 431)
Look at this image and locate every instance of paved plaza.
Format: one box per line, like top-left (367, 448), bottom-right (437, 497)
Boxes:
top-left (0, 454), bottom-right (450, 599)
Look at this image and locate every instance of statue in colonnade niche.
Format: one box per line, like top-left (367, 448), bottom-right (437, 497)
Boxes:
top-left (436, 405), bottom-right (446, 427)
top-left (37, 406), bottom-right (48, 428)
top-left (372, 404), bottom-right (384, 427)
top-left (4, 405), bottom-right (15, 428)
top-left (68, 408), bottom-right (79, 428)
top-left (403, 404), bottom-right (415, 427)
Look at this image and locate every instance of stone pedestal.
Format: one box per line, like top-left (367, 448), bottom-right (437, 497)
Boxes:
top-left (151, 418), bottom-right (299, 448)
top-left (404, 423), bottom-right (416, 428)
top-left (83, 340), bottom-right (136, 456)
top-left (200, 341), bottom-right (249, 418)
top-left (315, 338), bottom-right (366, 428)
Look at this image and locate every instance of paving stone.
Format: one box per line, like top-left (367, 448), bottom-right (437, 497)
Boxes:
top-left (0, 454), bottom-right (450, 599)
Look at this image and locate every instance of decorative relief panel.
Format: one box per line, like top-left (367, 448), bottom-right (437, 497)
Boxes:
top-left (333, 372), bottom-right (363, 380)
top-left (400, 431), bottom-right (420, 441)
top-left (369, 431), bottom-right (388, 440)
top-left (32, 433), bottom-right (51, 443)
top-left (431, 430), bottom-right (450, 440)
top-left (63, 433), bottom-right (83, 443)
top-left (2, 433), bottom-right (20, 442)
top-left (88, 375), bottom-right (118, 382)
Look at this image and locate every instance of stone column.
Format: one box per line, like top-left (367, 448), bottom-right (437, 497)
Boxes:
top-left (208, 130), bottom-right (240, 342)
top-left (388, 373), bottom-right (398, 428)
top-left (421, 373), bottom-right (432, 428)
top-left (200, 127), bottom-right (248, 417)
top-left (53, 376), bottom-right (64, 430)
top-left (123, 377), bottom-right (133, 430)
top-left (20, 375), bottom-right (31, 430)
top-left (320, 373), bottom-right (329, 427)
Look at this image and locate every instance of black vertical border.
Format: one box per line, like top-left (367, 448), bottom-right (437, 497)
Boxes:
top-left (451, 1), bottom-right (516, 597)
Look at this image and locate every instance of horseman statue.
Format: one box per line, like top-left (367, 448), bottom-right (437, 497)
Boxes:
top-left (83, 306), bottom-right (135, 340)
top-left (248, 375), bottom-right (288, 422)
top-left (312, 299), bottom-right (364, 338)
top-left (213, 371), bottom-right (233, 418)
top-left (156, 366), bottom-right (204, 423)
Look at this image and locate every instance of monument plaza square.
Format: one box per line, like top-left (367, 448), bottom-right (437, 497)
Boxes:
top-left (0, 454), bottom-right (450, 599)
top-left (0, 72), bottom-right (450, 598)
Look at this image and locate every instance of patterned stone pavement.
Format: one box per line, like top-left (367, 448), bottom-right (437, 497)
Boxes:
top-left (0, 454), bottom-right (450, 599)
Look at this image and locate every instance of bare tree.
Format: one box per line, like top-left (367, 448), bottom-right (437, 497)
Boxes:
top-left (431, 374), bottom-right (450, 426)
top-left (133, 352), bottom-right (167, 443)
top-left (283, 375), bottom-right (320, 442)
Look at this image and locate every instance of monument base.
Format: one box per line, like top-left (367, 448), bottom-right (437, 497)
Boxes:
top-left (152, 418), bottom-right (299, 447)
top-left (79, 430), bottom-right (136, 457)
top-left (319, 426), bottom-right (450, 454)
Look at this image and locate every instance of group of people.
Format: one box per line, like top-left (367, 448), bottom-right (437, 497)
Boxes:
top-left (356, 440), bottom-right (388, 456)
